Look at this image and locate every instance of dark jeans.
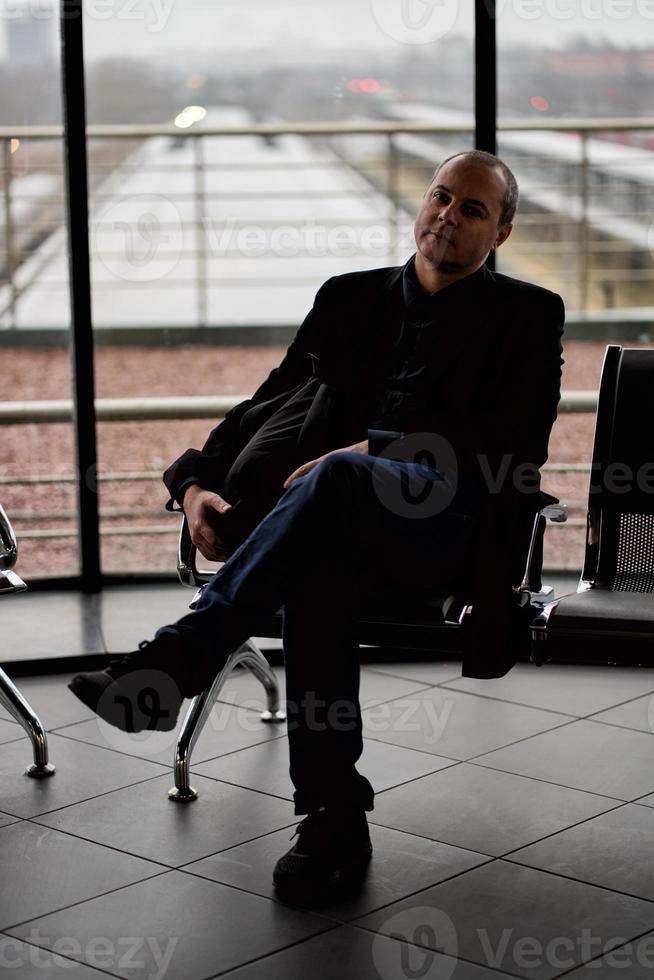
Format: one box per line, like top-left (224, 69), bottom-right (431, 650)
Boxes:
top-left (157, 451), bottom-right (482, 814)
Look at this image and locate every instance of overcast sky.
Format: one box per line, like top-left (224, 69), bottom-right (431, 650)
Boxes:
top-left (2, 0), bottom-right (653, 61)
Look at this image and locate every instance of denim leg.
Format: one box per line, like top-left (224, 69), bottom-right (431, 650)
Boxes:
top-left (157, 451), bottom-right (479, 809)
top-left (283, 559), bottom-right (374, 815)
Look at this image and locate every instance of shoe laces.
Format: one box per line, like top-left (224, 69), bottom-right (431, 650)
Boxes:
top-left (105, 640), bottom-right (152, 674)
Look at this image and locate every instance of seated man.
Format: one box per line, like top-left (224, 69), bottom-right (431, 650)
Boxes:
top-left (69, 150), bottom-right (564, 904)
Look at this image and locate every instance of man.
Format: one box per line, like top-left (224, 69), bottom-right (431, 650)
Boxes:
top-left (69, 150), bottom-right (564, 905)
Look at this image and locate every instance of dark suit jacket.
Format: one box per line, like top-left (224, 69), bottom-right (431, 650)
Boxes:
top-left (164, 260), bottom-right (565, 679)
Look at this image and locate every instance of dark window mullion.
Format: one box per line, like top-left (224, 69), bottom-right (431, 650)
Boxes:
top-left (475, 0), bottom-right (497, 270)
top-left (59, 0), bottom-right (101, 592)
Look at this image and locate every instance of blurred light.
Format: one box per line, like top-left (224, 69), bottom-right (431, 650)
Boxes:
top-left (530, 95), bottom-right (549, 112)
top-left (345, 78), bottom-right (390, 94)
top-left (185, 73), bottom-right (206, 90)
top-left (174, 105), bottom-right (207, 129)
top-left (9, 139), bottom-right (20, 154)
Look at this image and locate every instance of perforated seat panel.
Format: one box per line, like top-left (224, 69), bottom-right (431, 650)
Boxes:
top-left (612, 513), bottom-right (654, 593)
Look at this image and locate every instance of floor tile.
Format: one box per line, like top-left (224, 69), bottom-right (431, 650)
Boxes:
top-left (563, 933), bottom-right (654, 977)
top-left (213, 663), bottom-right (434, 711)
top-left (361, 687), bottom-right (571, 761)
top-left (99, 585), bottom-right (195, 652)
top-left (441, 664), bottom-right (654, 717)
top-left (0, 592), bottom-right (104, 662)
top-left (372, 763), bottom-right (621, 856)
top-left (355, 860), bottom-right (654, 980)
top-left (8, 869), bottom-right (335, 980)
top-left (34, 773), bottom-right (296, 866)
top-left (0, 718), bottom-right (22, 745)
top-left (0, 821), bottom-right (161, 931)
top-left (0, 934), bottom-right (114, 978)
top-left (187, 821), bottom-right (489, 921)
top-left (218, 923), bottom-right (517, 979)
top-left (363, 662), bottom-right (464, 686)
top-left (589, 693), bottom-right (654, 735)
top-left (474, 719), bottom-right (654, 800)
top-left (0, 811), bottom-right (20, 828)
top-left (0, 673), bottom-right (95, 729)
top-left (56, 699), bottom-right (286, 767)
top-left (196, 734), bottom-right (455, 801)
top-left (509, 803), bottom-right (654, 899)
top-left (0, 732), bottom-right (167, 818)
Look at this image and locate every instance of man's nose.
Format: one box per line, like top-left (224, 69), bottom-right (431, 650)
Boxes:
top-left (437, 202), bottom-right (457, 225)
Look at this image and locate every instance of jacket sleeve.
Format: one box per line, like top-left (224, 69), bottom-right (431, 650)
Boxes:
top-left (455, 290), bottom-right (565, 489)
top-left (163, 278), bottom-right (336, 510)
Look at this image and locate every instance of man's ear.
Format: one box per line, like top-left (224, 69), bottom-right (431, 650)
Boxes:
top-left (493, 223), bottom-right (513, 250)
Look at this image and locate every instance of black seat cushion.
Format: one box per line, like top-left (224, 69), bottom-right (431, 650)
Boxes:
top-left (549, 588), bottom-right (654, 637)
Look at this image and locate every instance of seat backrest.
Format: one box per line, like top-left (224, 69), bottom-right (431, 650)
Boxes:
top-left (582, 345), bottom-right (654, 592)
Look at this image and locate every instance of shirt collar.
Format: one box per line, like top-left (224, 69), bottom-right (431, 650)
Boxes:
top-left (402, 254), bottom-right (488, 321)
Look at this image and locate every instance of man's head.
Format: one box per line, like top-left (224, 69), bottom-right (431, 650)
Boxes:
top-left (413, 151), bottom-right (518, 287)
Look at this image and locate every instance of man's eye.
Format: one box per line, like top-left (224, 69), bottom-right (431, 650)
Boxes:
top-left (465, 207), bottom-right (483, 218)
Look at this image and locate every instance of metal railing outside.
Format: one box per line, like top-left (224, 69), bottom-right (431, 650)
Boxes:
top-left (0, 392), bottom-right (595, 544)
top-left (1, 117), bottom-right (653, 326)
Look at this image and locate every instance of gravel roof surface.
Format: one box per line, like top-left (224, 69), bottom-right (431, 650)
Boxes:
top-left (2, 339), bottom-right (649, 578)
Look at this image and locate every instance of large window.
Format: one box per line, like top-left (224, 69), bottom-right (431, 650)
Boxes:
top-left (77, 0), bottom-right (474, 574)
top-left (0, 4), bottom-right (79, 578)
top-left (498, 6), bottom-right (654, 571)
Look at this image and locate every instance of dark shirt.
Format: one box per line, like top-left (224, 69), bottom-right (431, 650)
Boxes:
top-left (368, 256), bottom-right (487, 436)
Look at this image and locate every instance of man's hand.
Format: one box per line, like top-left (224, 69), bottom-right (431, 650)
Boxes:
top-left (283, 439), bottom-right (369, 489)
top-left (183, 484), bottom-right (233, 562)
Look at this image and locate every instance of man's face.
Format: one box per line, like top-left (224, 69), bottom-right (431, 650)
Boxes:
top-left (413, 157), bottom-right (512, 278)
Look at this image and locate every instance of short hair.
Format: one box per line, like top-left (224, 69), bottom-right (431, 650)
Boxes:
top-left (433, 150), bottom-right (519, 226)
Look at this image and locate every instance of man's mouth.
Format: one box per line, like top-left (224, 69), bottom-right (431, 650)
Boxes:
top-left (430, 231), bottom-right (453, 245)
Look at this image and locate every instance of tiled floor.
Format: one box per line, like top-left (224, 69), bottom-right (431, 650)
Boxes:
top-left (3, 583), bottom-right (654, 978)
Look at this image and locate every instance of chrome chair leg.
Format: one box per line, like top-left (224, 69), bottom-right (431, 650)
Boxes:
top-left (168, 640), bottom-right (286, 802)
top-left (239, 638), bottom-right (286, 722)
top-left (0, 666), bottom-right (55, 778)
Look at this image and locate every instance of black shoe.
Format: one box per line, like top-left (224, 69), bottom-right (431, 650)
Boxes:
top-left (273, 806), bottom-right (372, 905)
top-left (68, 635), bottom-right (199, 733)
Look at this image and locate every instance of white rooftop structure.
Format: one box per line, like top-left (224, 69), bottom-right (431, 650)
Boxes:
top-left (1, 107), bottom-right (414, 331)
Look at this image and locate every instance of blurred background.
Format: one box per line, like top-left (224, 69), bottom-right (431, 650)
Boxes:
top-left (1, 0), bottom-right (652, 580)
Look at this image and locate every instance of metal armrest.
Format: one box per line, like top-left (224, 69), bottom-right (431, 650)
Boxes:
top-left (0, 504), bottom-right (19, 572)
top-left (177, 516), bottom-right (201, 588)
top-left (516, 500), bottom-right (568, 597)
